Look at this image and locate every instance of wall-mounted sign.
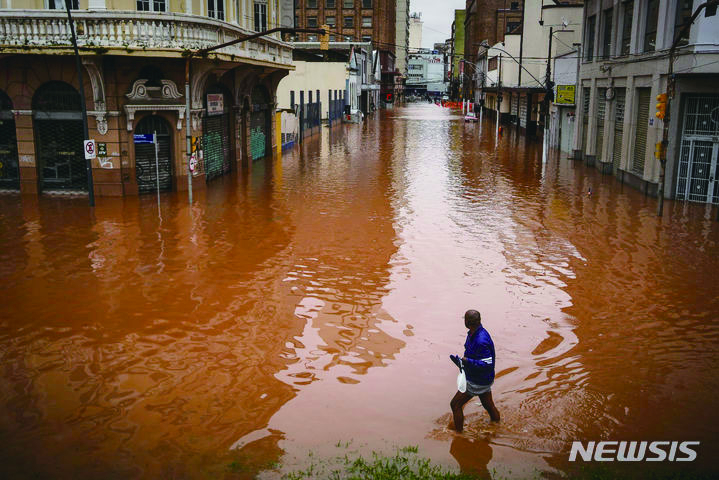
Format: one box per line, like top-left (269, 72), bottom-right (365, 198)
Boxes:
top-left (556, 85), bottom-right (576, 105)
top-left (207, 94), bottom-right (224, 116)
top-left (97, 143), bottom-right (107, 157)
top-left (83, 139), bottom-right (96, 160)
top-left (133, 134), bottom-right (155, 144)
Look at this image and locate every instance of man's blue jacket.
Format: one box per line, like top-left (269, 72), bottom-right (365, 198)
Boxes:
top-left (463, 326), bottom-right (495, 385)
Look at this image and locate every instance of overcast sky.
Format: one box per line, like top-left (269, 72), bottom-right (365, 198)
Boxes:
top-left (410, 0), bottom-right (466, 49)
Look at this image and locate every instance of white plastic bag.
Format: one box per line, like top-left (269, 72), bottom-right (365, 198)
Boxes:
top-left (457, 359), bottom-right (467, 393)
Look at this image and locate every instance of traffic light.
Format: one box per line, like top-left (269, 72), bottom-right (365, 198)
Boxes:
top-left (655, 93), bottom-right (667, 119)
top-left (320, 24), bottom-right (329, 51)
top-left (386, 93), bottom-right (393, 103)
top-left (655, 141), bottom-right (666, 160)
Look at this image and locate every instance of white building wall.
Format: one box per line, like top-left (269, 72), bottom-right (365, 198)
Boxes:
top-left (276, 61), bottom-right (348, 119)
top-left (409, 13), bottom-right (423, 52)
top-left (395, 0), bottom-right (410, 75)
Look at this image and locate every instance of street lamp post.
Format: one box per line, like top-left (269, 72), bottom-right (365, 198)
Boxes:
top-left (64, 0), bottom-right (95, 207)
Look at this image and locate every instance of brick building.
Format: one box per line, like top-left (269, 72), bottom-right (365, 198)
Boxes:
top-left (463, 0), bottom-right (523, 98)
top-left (293, 0), bottom-right (398, 104)
top-left (0, 2), bottom-right (292, 198)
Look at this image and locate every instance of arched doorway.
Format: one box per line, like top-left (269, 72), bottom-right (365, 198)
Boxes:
top-left (0, 89), bottom-right (19, 190)
top-left (203, 84), bottom-right (233, 181)
top-left (250, 85), bottom-right (271, 161)
top-left (32, 81), bottom-right (86, 191)
top-left (134, 115), bottom-right (172, 194)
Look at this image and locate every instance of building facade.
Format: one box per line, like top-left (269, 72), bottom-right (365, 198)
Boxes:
top-left (293, 0), bottom-right (395, 45)
top-left (395, 0), bottom-right (411, 77)
top-left (293, 0), bottom-right (397, 105)
top-left (463, 0), bottom-right (524, 99)
top-left (475, 0), bottom-right (582, 136)
top-left (450, 10), bottom-right (466, 100)
top-left (406, 51), bottom-right (448, 97)
top-left (573, 0), bottom-right (719, 203)
top-left (408, 12), bottom-right (423, 52)
top-left (276, 46), bottom-right (349, 121)
top-left (0, 1), bottom-right (292, 197)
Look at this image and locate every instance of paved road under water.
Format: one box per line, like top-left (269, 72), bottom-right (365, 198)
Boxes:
top-left (1, 104), bottom-right (719, 478)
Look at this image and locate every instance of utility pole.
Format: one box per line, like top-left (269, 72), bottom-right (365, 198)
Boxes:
top-left (544, 27), bottom-right (554, 136)
top-left (65, 0), bottom-right (95, 207)
top-left (657, 0), bottom-right (718, 217)
top-left (185, 58), bottom-right (193, 204)
top-left (497, 53), bottom-right (502, 138)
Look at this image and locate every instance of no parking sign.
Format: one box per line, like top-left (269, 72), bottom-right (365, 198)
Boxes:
top-left (84, 139), bottom-right (96, 160)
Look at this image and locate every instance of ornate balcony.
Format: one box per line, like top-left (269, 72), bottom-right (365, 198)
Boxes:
top-left (0, 10), bottom-right (293, 68)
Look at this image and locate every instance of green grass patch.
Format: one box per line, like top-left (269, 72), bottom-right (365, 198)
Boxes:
top-left (282, 446), bottom-right (486, 480)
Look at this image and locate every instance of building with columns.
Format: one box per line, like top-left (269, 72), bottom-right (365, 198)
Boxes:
top-left (395, 0), bottom-right (410, 78)
top-left (572, 0), bottom-right (719, 203)
top-left (0, 0), bottom-right (293, 197)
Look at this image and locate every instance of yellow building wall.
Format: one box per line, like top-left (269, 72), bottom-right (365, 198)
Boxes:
top-left (11, 0), bottom-right (280, 25)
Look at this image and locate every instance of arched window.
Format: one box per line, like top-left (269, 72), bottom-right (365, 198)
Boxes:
top-left (32, 81), bottom-right (81, 113)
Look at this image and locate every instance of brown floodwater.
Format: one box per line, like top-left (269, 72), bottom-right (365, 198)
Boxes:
top-left (1, 104), bottom-right (718, 479)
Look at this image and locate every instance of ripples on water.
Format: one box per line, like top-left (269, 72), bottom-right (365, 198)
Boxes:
top-left (1, 104), bottom-right (718, 478)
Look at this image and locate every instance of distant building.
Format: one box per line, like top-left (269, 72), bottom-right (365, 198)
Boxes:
top-left (396, 0), bottom-right (411, 78)
top-left (409, 12), bottom-right (423, 52)
top-left (450, 10), bottom-right (466, 100)
top-left (406, 51), bottom-right (448, 97)
top-left (463, 0), bottom-right (523, 99)
top-left (293, 0), bottom-right (397, 107)
top-left (475, 0), bottom-right (582, 136)
top-left (276, 42), bottom-right (377, 133)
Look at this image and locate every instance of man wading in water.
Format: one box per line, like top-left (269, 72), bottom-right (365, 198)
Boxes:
top-left (450, 310), bottom-right (500, 432)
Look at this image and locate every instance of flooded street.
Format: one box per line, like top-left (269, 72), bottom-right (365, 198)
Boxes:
top-left (2, 103), bottom-right (719, 478)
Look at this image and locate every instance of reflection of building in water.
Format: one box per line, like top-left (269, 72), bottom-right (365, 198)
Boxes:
top-left (0, 183), bottom-right (306, 477)
top-left (270, 117), bottom-right (405, 386)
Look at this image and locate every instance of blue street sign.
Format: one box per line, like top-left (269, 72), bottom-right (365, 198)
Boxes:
top-left (133, 134), bottom-right (155, 144)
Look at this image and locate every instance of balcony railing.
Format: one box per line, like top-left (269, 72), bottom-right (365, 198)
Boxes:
top-left (0, 10), bottom-right (292, 65)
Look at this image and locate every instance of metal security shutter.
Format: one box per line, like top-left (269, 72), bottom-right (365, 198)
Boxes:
top-left (612, 88), bottom-right (626, 171)
top-left (0, 91), bottom-right (19, 189)
top-left (519, 95), bottom-right (527, 128)
top-left (250, 108), bottom-right (267, 160)
top-left (135, 115), bottom-right (172, 194)
top-left (250, 86), bottom-right (271, 161)
top-left (632, 88), bottom-right (651, 176)
top-left (582, 88), bottom-right (590, 153)
top-left (33, 82), bottom-right (86, 192)
top-left (203, 113), bottom-right (231, 181)
top-left (35, 119), bottom-right (85, 191)
top-left (596, 88), bottom-right (606, 162)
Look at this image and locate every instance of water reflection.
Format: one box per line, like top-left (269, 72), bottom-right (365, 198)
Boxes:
top-left (1, 103), bottom-right (719, 478)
